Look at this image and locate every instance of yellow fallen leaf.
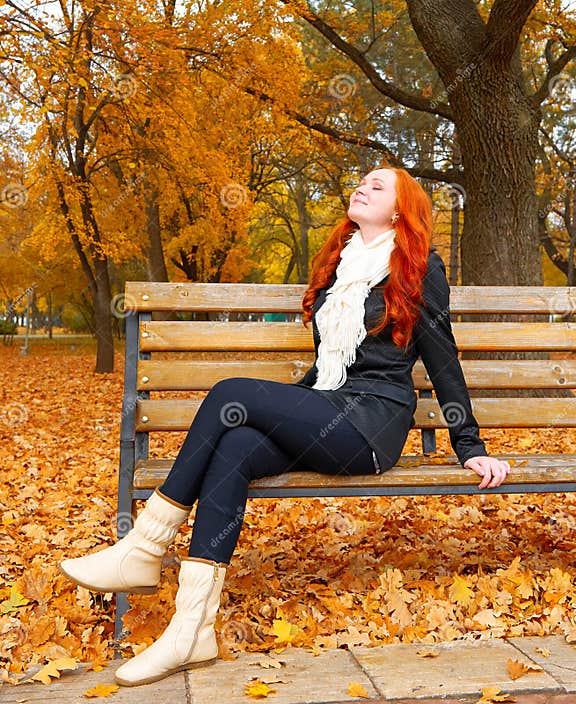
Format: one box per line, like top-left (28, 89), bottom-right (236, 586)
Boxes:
top-left (347, 681), bottom-right (370, 698)
top-left (507, 658), bottom-right (543, 680)
top-left (83, 683), bottom-right (119, 698)
top-left (535, 647), bottom-right (551, 657)
top-left (245, 678), bottom-right (277, 698)
top-left (477, 686), bottom-right (516, 702)
top-left (29, 657), bottom-right (78, 684)
top-left (271, 618), bottom-right (298, 644)
top-left (449, 574), bottom-right (474, 606)
top-left (1, 586), bottom-right (29, 614)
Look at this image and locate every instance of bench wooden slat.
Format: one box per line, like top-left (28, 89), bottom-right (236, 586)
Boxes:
top-left (125, 281), bottom-right (576, 314)
top-left (135, 397), bottom-right (576, 432)
top-left (140, 321), bottom-right (576, 352)
top-left (137, 359), bottom-right (576, 391)
top-left (132, 454), bottom-right (576, 490)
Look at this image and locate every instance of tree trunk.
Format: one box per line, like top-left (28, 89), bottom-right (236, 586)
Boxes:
top-left (294, 176), bottom-right (310, 283)
top-left (93, 256), bottom-right (115, 373)
top-left (456, 62), bottom-right (540, 286)
top-left (143, 179), bottom-right (176, 322)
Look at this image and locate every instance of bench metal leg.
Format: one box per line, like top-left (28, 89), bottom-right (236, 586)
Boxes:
top-left (419, 389), bottom-right (437, 454)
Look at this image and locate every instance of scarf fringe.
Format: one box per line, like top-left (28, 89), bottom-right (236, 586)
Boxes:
top-left (312, 228), bottom-right (396, 391)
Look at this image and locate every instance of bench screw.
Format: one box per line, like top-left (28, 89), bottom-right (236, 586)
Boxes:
top-left (141, 415), bottom-right (149, 423)
top-left (428, 411), bottom-right (436, 418)
top-left (142, 376), bottom-right (149, 383)
top-left (142, 294), bottom-right (149, 300)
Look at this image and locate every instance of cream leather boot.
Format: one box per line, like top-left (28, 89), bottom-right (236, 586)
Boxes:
top-left (59, 488), bottom-right (191, 593)
top-left (114, 556), bottom-right (227, 687)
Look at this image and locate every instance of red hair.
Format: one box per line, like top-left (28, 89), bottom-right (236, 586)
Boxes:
top-left (300, 162), bottom-right (433, 352)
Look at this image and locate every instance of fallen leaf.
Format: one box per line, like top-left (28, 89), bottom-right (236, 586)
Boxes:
top-left (416, 647), bottom-right (440, 658)
top-left (477, 686), bottom-right (516, 702)
top-left (83, 683), bottom-right (119, 698)
top-left (1, 587), bottom-right (29, 614)
top-left (245, 677), bottom-right (277, 698)
top-left (449, 574), bottom-right (474, 606)
top-left (271, 617), bottom-right (299, 644)
top-left (28, 657), bottom-right (78, 684)
top-left (258, 657), bottom-right (285, 668)
top-left (347, 681), bottom-right (370, 698)
top-left (507, 658), bottom-right (543, 680)
top-left (535, 647), bottom-right (551, 657)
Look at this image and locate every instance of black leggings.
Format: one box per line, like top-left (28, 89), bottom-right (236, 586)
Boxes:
top-left (158, 378), bottom-right (376, 564)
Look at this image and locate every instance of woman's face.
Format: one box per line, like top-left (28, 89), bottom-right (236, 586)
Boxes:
top-left (347, 168), bottom-right (398, 230)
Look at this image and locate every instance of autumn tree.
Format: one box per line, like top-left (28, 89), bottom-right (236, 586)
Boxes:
top-left (276, 0), bottom-right (576, 287)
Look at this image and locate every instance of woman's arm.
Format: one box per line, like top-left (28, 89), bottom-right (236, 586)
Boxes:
top-left (413, 252), bottom-right (490, 468)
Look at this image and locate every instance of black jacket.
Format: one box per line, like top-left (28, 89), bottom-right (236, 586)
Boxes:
top-left (293, 248), bottom-right (488, 467)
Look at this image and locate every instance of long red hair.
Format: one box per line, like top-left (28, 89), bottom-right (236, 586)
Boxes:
top-left (300, 162), bottom-right (433, 352)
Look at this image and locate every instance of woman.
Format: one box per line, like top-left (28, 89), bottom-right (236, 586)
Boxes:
top-left (59, 163), bottom-right (511, 687)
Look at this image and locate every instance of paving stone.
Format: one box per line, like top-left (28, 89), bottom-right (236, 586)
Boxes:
top-left (186, 647), bottom-right (379, 704)
top-left (0, 660), bottom-right (187, 704)
top-left (350, 639), bottom-right (564, 700)
top-left (509, 635), bottom-right (576, 693)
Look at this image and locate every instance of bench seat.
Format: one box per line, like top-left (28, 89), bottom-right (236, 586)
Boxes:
top-left (133, 454), bottom-right (576, 497)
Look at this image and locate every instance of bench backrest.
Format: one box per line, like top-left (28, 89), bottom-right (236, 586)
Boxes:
top-left (119, 282), bottom-right (576, 467)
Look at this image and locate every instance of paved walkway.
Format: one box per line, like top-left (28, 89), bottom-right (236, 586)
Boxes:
top-left (1, 635), bottom-right (575, 703)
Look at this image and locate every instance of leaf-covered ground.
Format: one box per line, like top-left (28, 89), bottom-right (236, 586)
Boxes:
top-left (1, 344), bottom-right (575, 679)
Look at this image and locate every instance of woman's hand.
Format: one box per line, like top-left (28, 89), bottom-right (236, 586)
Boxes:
top-left (463, 456), bottom-right (511, 489)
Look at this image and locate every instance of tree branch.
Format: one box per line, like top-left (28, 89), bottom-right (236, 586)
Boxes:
top-left (485, 0), bottom-right (538, 64)
top-left (241, 84), bottom-right (463, 184)
top-left (279, 0), bottom-right (453, 121)
top-left (531, 43), bottom-right (576, 107)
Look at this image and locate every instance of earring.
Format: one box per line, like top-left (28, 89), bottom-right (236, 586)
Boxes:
top-left (391, 212), bottom-right (399, 225)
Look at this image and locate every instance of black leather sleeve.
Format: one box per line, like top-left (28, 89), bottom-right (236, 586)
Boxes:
top-left (293, 365), bottom-right (317, 386)
top-left (413, 253), bottom-right (489, 467)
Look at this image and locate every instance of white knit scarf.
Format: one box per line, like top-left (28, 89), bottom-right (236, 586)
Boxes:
top-left (312, 227), bottom-right (397, 390)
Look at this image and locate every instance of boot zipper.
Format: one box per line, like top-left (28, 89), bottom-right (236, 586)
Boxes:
top-left (185, 564), bottom-right (219, 662)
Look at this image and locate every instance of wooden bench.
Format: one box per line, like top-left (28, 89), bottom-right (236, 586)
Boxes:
top-left (113, 281), bottom-right (576, 640)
